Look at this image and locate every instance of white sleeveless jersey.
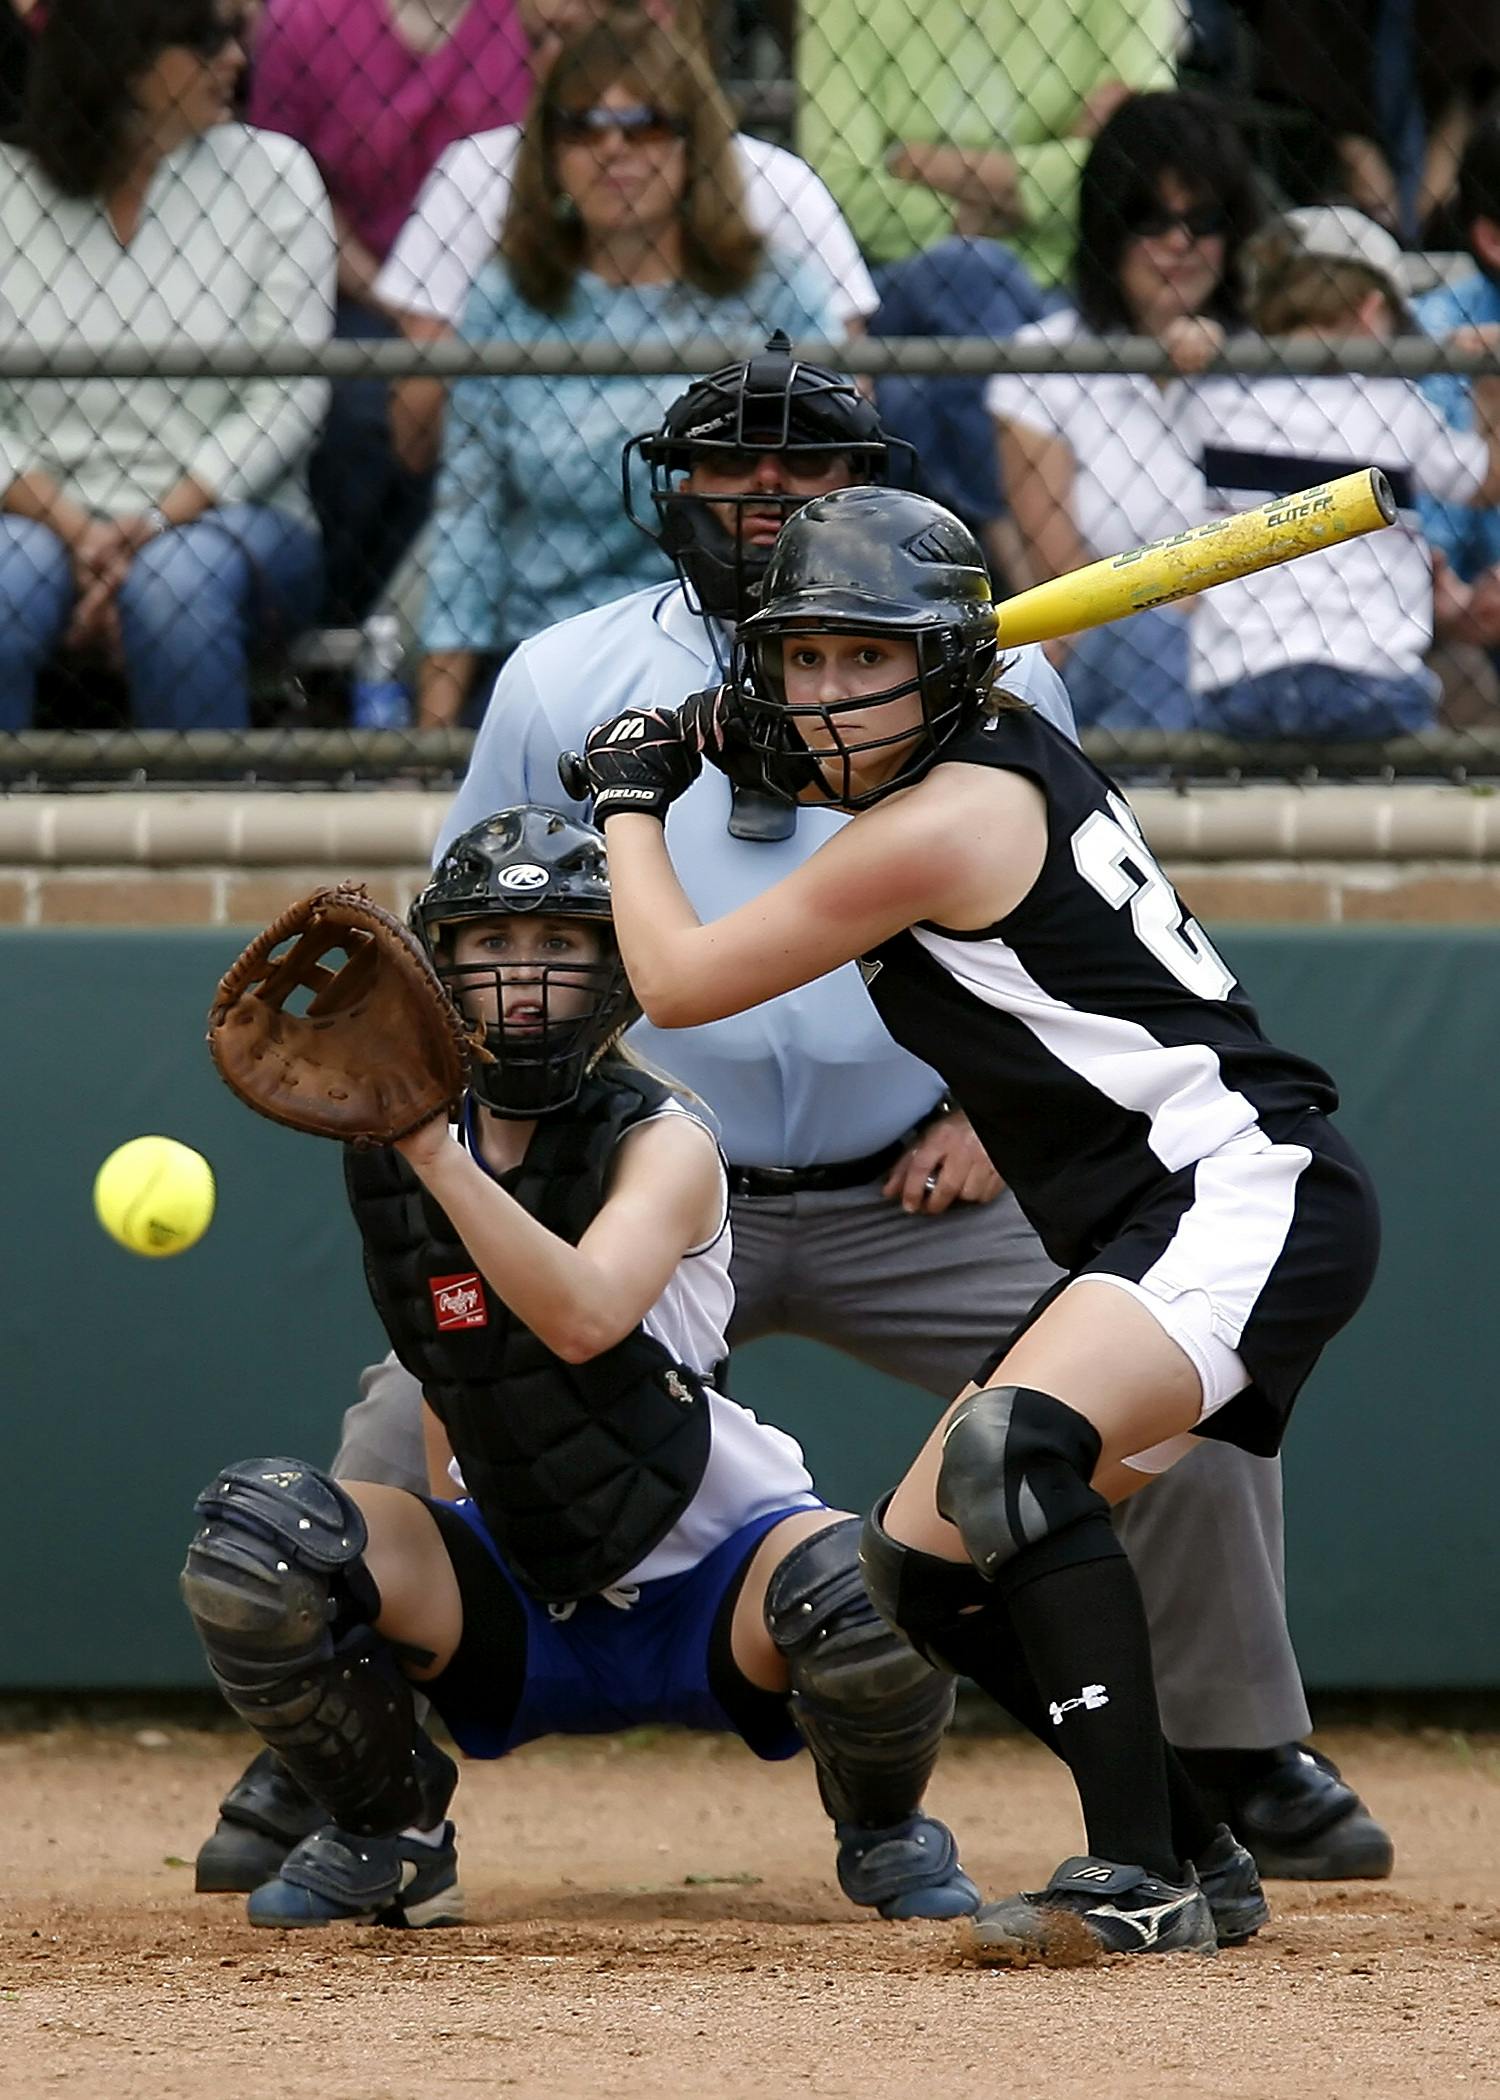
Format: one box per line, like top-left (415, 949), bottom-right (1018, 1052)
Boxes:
top-left (450, 1096), bottom-right (818, 1582)
top-left (625, 1101), bottom-right (818, 1582)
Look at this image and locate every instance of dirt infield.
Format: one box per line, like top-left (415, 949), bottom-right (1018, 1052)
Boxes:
top-left (2, 1721), bottom-right (1497, 2100)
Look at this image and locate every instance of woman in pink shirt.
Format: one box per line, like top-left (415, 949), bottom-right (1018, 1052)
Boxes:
top-left (248, 0), bottom-right (533, 623)
top-left (249, 0), bottom-right (531, 293)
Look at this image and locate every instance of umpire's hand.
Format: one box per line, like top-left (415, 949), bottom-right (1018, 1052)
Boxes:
top-left (884, 1107), bottom-right (1004, 1215)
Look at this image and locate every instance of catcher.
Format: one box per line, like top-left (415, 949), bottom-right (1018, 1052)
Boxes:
top-left (182, 805), bottom-right (980, 1929)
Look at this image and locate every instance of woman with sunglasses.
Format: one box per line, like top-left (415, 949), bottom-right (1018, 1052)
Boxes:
top-left (415, 9), bottom-right (840, 729)
top-left (987, 91), bottom-right (1264, 733)
top-left (0, 0), bottom-right (335, 729)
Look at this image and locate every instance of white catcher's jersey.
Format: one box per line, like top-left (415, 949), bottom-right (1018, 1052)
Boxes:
top-left (450, 1098), bottom-right (818, 1581)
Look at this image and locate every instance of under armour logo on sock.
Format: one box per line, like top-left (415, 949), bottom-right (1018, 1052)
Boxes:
top-left (1048, 1683), bottom-right (1109, 1725)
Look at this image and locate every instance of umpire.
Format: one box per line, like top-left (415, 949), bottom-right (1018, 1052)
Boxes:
top-left (198, 337), bottom-right (1390, 1891)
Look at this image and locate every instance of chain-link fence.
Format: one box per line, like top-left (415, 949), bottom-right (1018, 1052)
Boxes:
top-left (6, 0), bottom-right (1500, 788)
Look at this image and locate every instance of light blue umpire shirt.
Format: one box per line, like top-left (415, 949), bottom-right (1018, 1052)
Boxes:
top-left (437, 583), bottom-right (1077, 1169)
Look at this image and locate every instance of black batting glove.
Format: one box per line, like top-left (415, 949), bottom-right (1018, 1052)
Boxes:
top-left (692, 679), bottom-right (800, 802)
top-left (582, 700), bottom-right (707, 824)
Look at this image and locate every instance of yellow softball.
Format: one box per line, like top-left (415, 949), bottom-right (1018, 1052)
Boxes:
top-left (94, 1136), bottom-right (216, 1258)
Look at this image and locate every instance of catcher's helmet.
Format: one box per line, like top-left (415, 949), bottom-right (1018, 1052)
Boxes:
top-left (411, 807), bottom-right (637, 1118)
top-left (624, 331), bottom-right (896, 625)
top-left (733, 485), bottom-right (1000, 809)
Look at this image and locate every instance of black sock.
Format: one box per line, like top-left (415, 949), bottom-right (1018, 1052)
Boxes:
top-left (935, 1590), bottom-right (1217, 1869)
top-left (994, 1516), bottom-right (1182, 1881)
top-left (1173, 1743), bottom-right (1295, 1798)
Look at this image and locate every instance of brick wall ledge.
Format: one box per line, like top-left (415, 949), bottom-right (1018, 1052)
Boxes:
top-left (4, 783), bottom-right (1500, 867)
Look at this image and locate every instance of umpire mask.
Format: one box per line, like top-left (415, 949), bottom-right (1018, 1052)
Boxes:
top-left (624, 331), bottom-right (898, 626)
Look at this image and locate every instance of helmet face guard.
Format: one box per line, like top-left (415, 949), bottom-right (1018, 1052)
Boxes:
top-left (733, 489), bottom-right (999, 809)
top-left (410, 807), bottom-right (638, 1119)
top-left (624, 331), bottom-right (899, 626)
top-left (736, 616), bottom-right (995, 810)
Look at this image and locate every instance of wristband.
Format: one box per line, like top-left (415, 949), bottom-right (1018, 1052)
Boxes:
top-left (589, 783), bottom-right (672, 824)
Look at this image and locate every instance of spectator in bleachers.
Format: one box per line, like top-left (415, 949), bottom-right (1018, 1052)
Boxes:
top-left (246, 0), bottom-right (532, 623)
top-left (986, 92), bottom-right (1263, 730)
top-left (376, 0), bottom-right (873, 480)
top-left (1172, 207), bottom-right (1500, 739)
top-left (796, 0), bottom-right (1177, 280)
top-left (0, 0), bottom-right (335, 730)
top-left (1247, 0), bottom-right (1500, 244)
top-left (415, 13), bottom-right (840, 727)
top-left (248, 0), bottom-right (531, 282)
top-left (1414, 104), bottom-right (1500, 660)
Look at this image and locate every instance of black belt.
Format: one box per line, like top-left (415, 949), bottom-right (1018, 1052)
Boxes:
top-left (726, 1140), bottom-right (905, 1199)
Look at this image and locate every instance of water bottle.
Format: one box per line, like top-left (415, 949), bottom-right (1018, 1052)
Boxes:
top-left (349, 613), bottom-right (411, 729)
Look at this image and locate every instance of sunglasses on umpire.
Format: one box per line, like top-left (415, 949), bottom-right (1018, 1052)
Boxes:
top-left (1130, 203), bottom-right (1228, 242)
top-left (550, 103), bottom-right (688, 147)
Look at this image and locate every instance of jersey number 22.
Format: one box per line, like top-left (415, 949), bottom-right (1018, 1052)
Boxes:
top-left (1072, 793), bottom-right (1236, 1001)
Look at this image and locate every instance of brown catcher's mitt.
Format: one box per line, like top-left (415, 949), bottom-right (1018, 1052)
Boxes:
top-left (207, 882), bottom-right (481, 1144)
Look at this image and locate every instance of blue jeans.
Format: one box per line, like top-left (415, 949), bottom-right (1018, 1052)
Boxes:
top-left (1064, 607), bottom-right (1197, 732)
top-left (0, 505), bottom-right (323, 729)
top-left (1209, 665), bottom-right (1438, 741)
top-left (871, 238), bottom-right (1063, 530)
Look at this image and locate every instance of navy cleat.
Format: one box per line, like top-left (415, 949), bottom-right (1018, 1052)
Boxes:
top-left (1194, 1824), bottom-right (1270, 1946)
top-left (966, 1856), bottom-right (1217, 1964)
top-left (195, 1748), bottom-right (323, 1894)
top-left (246, 1822), bottom-right (464, 1930)
top-left (836, 1813), bottom-right (980, 1920)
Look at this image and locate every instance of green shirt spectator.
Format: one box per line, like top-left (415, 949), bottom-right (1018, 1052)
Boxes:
top-left (797, 0), bottom-right (1177, 278)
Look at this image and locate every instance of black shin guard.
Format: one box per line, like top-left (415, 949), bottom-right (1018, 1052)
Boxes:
top-left (180, 1458), bottom-right (455, 1838)
top-left (764, 1518), bottom-right (954, 1829)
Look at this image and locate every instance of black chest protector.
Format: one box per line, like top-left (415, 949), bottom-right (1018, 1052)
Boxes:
top-left (344, 1066), bottom-right (713, 1603)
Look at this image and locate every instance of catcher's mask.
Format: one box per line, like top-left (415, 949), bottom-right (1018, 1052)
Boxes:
top-left (623, 330), bottom-right (899, 628)
top-left (733, 485), bottom-right (999, 809)
top-left (410, 807), bottom-right (638, 1119)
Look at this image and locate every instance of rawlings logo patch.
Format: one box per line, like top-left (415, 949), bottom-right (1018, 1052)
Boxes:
top-left (497, 863), bottom-right (549, 891)
top-left (430, 1272), bottom-right (487, 1331)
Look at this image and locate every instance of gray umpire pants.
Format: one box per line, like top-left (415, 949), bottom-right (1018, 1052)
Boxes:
top-left (332, 1183), bottom-right (1311, 1750)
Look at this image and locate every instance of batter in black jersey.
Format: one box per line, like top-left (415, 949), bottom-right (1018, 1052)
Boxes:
top-left (580, 484), bottom-right (1380, 1963)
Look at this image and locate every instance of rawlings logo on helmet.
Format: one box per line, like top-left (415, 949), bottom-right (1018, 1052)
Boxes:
top-left (497, 863), bottom-right (550, 890)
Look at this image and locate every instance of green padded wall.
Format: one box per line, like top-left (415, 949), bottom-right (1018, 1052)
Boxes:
top-left (1, 924), bottom-right (1494, 1689)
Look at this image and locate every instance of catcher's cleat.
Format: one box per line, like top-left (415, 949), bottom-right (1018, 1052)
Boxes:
top-left (1181, 1743), bottom-right (1395, 1881)
top-left (1193, 1824), bottom-right (1270, 1946)
top-left (246, 1822), bottom-right (464, 1929)
top-left (836, 1813), bottom-right (981, 1920)
top-left (966, 1856), bottom-right (1218, 1963)
top-left (195, 1748), bottom-right (323, 1895)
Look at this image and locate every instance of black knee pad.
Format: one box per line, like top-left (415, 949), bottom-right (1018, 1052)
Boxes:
top-left (936, 1386), bottom-right (1107, 1581)
top-left (763, 1517), bottom-right (955, 1830)
top-left (181, 1458), bottom-right (451, 1838)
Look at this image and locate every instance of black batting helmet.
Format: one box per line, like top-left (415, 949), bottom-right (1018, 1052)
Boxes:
top-left (411, 807), bottom-right (637, 1118)
top-left (624, 331), bottom-right (897, 624)
top-left (733, 486), bottom-right (1000, 809)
